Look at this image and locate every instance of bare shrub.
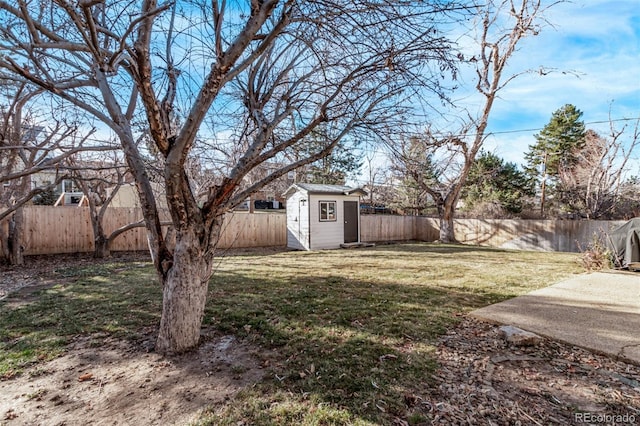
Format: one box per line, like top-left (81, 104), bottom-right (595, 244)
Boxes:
top-left (577, 232), bottom-right (611, 271)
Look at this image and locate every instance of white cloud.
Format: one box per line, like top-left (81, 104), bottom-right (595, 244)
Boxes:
top-left (472, 0), bottom-right (640, 165)
top-left (356, 1), bottom-right (640, 179)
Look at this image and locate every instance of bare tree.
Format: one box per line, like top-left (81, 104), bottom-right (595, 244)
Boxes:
top-left (389, 135), bottom-right (438, 215)
top-left (615, 176), bottom-right (640, 220)
top-left (0, 81), bottom-right (102, 264)
top-left (69, 150), bottom-right (140, 258)
top-left (389, 0), bottom-right (555, 242)
top-left (0, 1), bottom-right (461, 353)
top-left (363, 151), bottom-right (383, 208)
top-left (558, 119), bottom-right (640, 219)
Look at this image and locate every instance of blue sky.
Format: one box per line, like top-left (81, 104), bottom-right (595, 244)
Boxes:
top-left (85, 0), bottom-right (638, 181)
top-left (478, 0), bottom-right (640, 166)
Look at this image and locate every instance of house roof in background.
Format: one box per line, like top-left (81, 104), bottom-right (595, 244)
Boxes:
top-left (283, 183), bottom-right (367, 198)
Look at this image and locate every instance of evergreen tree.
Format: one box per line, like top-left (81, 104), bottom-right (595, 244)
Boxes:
top-left (463, 151), bottom-right (534, 215)
top-left (306, 143), bottom-right (361, 185)
top-left (298, 128), bottom-right (362, 185)
top-left (32, 188), bottom-right (58, 205)
top-left (524, 104), bottom-right (586, 215)
top-left (525, 104), bottom-right (586, 177)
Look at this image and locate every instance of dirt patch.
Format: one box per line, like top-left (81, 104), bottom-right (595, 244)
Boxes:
top-left (1, 333), bottom-right (266, 426)
top-left (4, 318), bottom-right (639, 426)
top-left (0, 250), bottom-right (281, 426)
top-left (425, 317), bottom-right (640, 425)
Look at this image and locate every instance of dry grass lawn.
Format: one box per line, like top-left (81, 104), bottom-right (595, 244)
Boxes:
top-left (0, 243), bottom-right (584, 425)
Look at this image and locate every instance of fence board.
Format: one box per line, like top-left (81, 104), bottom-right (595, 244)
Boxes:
top-left (220, 212), bottom-right (287, 248)
top-left (104, 207), bottom-right (146, 252)
top-left (23, 206), bottom-right (94, 255)
top-left (449, 218), bottom-right (624, 252)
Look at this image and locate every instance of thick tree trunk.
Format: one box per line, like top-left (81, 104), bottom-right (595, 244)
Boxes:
top-left (439, 211), bottom-right (456, 243)
top-left (91, 213), bottom-right (111, 258)
top-left (0, 219), bottom-right (9, 265)
top-left (437, 198), bottom-right (457, 244)
top-left (155, 228), bottom-right (213, 354)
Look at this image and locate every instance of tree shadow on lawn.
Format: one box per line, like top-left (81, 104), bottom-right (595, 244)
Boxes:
top-left (202, 269), bottom-right (511, 424)
top-left (0, 246), bottom-right (544, 424)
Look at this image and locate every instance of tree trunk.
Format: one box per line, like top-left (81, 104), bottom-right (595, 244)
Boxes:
top-left (438, 198), bottom-right (457, 244)
top-left (425, 188), bottom-right (458, 243)
top-left (8, 209), bottom-right (24, 266)
top-left (0, 219), bottom-right (9, 265)
top-left (431, 192), bottom-right (458, 243)
top-left (155, 228), bottom-right (213, 354)
top-left (90, 210), bottom-right (111, 258)
top-left (94, 234), bottom-right (110, 258)
top-left (540, 174), bottom-right (547, 217)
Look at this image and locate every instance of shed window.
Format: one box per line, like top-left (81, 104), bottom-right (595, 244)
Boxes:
top-left (319, 201), bottom-right (336, 221)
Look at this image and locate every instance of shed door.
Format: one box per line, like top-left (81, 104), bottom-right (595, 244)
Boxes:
top-left (343, 201), bottom-right (359, 243)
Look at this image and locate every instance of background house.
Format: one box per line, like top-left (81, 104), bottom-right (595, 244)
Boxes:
top-left (284, 183), bottom-right (366, 250)
top-left (235, 165), bottom-right (295, 212)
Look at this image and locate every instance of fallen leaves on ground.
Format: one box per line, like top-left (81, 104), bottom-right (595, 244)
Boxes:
top-left (424, 317), bottom-right (640, 425)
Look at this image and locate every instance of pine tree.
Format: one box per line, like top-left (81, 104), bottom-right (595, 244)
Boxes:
top-left (298, 127), bottom-right (362, 185)
top-left (524, 104), bottom-right (586, 215)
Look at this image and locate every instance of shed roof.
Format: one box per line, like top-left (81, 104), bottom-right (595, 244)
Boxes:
top-left (283, 183), bottom-right (367, 198)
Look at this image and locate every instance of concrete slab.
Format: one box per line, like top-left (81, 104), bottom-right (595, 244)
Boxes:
top-left (471, 271), bottom-right (640, 365)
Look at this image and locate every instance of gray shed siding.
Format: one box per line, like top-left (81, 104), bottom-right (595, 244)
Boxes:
top-left (308, 194), bottom-right (351, 250)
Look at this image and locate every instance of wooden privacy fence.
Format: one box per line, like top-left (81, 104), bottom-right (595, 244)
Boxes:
top-left (360, 216), bottom-right (624, 253)
top-left (21, 206), bottom-right (145, 255)
top-left (14, 206), bottom-right (287, 255)
top-left (360, 215), bottom-right (438, 243)
top-left (4, 206), bottom-right (627, 255)
top-left (439, 218), bottom-right (625, 253)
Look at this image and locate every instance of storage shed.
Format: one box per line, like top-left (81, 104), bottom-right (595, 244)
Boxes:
top-left (284, 183), bottom-right (367, 250)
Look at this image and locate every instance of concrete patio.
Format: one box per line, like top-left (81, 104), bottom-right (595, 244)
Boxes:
top-left (471, 271), bottom-right (640, 365)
